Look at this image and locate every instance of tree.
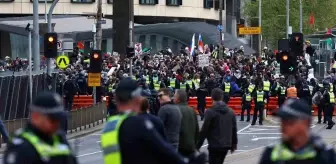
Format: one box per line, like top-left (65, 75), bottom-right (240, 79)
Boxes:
top-left (243, 0), bottom-right (336, 48)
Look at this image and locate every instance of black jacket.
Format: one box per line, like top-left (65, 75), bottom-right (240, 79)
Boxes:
top-left (197, 102), bottom-right (238, 149)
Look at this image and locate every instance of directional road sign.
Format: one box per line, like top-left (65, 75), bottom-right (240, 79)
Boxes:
top-left (239, 27), bottom-right (261, 35)
top-left (57, 40), bottom-right (62, 51)
top-left (56, 55), bottom-right (70, 69)
top-left (217, 25), bottom-right (223, 32)
top-left (88, 73), bottom-right (101, 87)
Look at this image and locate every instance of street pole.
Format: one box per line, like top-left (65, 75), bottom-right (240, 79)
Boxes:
top-left (96, 0), bottom-right (102, 50)
top-left (33, 0), bottom-right (40, 71)
top-left (219, 0), bottom-right (223, 59)
top-left (28, 29), bottom-right (33, 102)
top-left (258, 0), bottom-right (262, 55)
top-left (46, 0), bottom-right (59, 90)
top-left (129, 0), bottom-right (134, 76)
top-left (45, 0), bottom-right (47, 23)
top-left (299, 0), bottom-right (302, 33)
top-left (286, 0), bottom-right (290, 38)
top-left (92, 23), bottom-right (97, 104)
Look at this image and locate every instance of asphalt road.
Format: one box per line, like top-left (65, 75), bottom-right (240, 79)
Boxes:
top-left (72, 116), bottom-right (286, 164)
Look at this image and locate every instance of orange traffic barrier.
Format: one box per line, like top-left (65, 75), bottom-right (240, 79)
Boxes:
top-left (70, 95), bottom-right (94, 110)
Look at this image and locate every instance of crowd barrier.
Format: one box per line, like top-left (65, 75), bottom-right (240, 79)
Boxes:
top-left (2, 102), bottom-right (106, 146)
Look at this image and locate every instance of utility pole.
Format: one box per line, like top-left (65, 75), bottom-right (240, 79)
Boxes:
top-left (219, 0), bottom-right (223, 59)
top-left (129, 0), bottom-right (134, 76)
top-left (96, 0), bottom-right (102, 50)
top-left (286, 0), bottom-right (290, 38)
top-left (299, 0), bottom-right (302, 33)
top-left (258, 0), bottom-right (262, 54)
top-left (33, 0), bottom-right (40, 71)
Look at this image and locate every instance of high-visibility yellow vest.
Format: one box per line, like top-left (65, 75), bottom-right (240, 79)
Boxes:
top-left (154, 81), bottom-right (161, 90)
top-left (192, 79), bottom-right (200, 89)
top-left (333, 63), bottom-right (336, 69)
top-left (330, 83), bottom-right (334, 92)
top-left (245, 94), bottom-right (251, 101)
top-left (145, 75), bottom-right (150, 84)
top-left (224, 82), bottom-right (231, 93)
top-left (131, 76), bottom-right (136, 80)
top-left (186, 80), bottom-right (193, 88)
top-left (101, 114), bottom-right (132, 164)
top-left (180, 83), bottom-right (186, 89)
top-left (108, 84), bottom-right (114, 92)
top-left (248, 84), bottom-right (255, 93)
top-left (17, 130), bottom-right (71, 160)
top-left (330, 92), bottom-right (335, 103)
top-left (170, 78), bottom-right (176, 88)
top-left (271, 144), bottom-right (316, 162)
top-left (257, 91), bottom-right (264, 102)
top-left (263, 81), bottom-right (270, 91)
top-left (280, 86), bottom-right (286, 95)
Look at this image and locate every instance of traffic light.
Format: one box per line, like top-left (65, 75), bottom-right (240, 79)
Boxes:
top-left (290, 32), bottom-right (304, 56)
top-left (44, 32), bottom-right (58, 58)
top-left (89, 50), bottom-right (102, 73)
top-left (280, 52), bottom-right (297, 74)
top-left (126, 46), bottom-right (135, 58)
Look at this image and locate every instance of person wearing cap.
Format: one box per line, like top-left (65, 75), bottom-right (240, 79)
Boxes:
top-left (100, 78), bottom-right (206, 164)
top-left (252, 84), bottom-right (267, 125)
top-left (276, 79), bottom-right (287, 107)
top-left (3, 92), bottom-right (77, 164)
top-left (259, 99), bottom-right (336, 164)
top-left (321, 84), bottom-right (335, 129)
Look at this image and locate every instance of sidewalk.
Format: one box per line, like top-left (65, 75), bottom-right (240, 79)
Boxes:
top-left (225, 117), bottom-right (336, 164)
top-left (0, 123), bottom-right (104, 153)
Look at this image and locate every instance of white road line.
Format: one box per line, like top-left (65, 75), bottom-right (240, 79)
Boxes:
top-left (251, 137), bottom-right (281, 141)
top-left (97, 141), bottom-right (101, 143)
top-left (77, 151), bottom-right (102, 157)
top-left (239, 132), bottom-right (281, 135)
top-left (237, 124), bottom-right (251, 134)
top-left (252, 125), bottom-right (279, 128)
top-left (90, 133), bottom-right (102, 136)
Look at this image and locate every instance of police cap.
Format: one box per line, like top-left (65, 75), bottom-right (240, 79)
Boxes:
top-left (30, 92), bottom-right (66, 120)
top-left (276, 99), bottom-right (311, 120)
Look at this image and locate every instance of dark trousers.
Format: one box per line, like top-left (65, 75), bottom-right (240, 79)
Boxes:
top-left (64, 97), bottom-right (73, 111)
top-left (252, 103), bottom-right (264, 124)
top-left (223, 94), bottom-right (230, 104)
top-left (318, 104), bottom-right (326, 123)
top-left (241, 103), bottom-right (251, 121)
top-left (197, 101), bottom-right (205, 120)
top-left (325, 104), bottom-right (335, 126)
top-left (208, 148), bottom-right (229, 164)
top-left (278, 96), bottom-right (286, 108)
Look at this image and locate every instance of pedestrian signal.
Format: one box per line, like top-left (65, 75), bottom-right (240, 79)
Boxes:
top-left (44, 32), bottom-right (58, 58)
top-left (89, 50), bottom-right (102, 73)
top-left (56, 55), bottom-right (70, 69)
top-left (290, 32), bottom-right (303, 56)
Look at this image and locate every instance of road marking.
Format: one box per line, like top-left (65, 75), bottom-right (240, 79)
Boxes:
top-left (249, 128), bottom-right (278, 131)
top-left (97, 141), bottom-right (101, 143)
top-left (252, 125), bottom-right (279, 128)
top-left (239, 132), bottom-right (281, 135)
top-left (90, 133), bottom-right (102, 136)
top-left (237, 124), bottom-right (251, 134)
top-left (77, 151), bottom-right (102, 157)
top-left (251, 137), bottom-right (281, 141)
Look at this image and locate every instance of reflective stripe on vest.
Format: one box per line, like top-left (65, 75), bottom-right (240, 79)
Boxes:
top-left (330, 92), bottom-right (335, 103)
top-left (224, 82), bottom-right (231, 93)
top-left (101, 114), bottom-right (129, 164)
top-left (330, 83), bottom-right (334, 92)
top-left (245, 94), bottom-right (251, 101)
top-left (180, 83), bottom-right (186, 89)
top-left (280, 86), bottom-right (286, 95)
top-left (271, 144), bottom-right (316, 162)
top-left (186, 80), bottom-right (193, 88)
top-left (146, 76), bottom-right (150, 84)
top-left (170, 78), bottom-right (176, 88)
top-left (192, 79), bottom-right (200, 89)
top-left (248, 84), bottom-right (255, 93)
top-left (108, 84), bottom-right (114, 92)
top-left (19, 131), bottom-right (71, 159)
top-left (257, 91), bottom-right (264, 102)
top-left (154, 81), bottom-right (160, 90)
top-left (263, 81), bottom-right (270, 91)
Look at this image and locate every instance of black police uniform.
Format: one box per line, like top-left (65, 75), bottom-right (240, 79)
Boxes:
top-left (241, 91), bottom-right (252, 122)
top-left (322, 90), bottom-right (335, 129)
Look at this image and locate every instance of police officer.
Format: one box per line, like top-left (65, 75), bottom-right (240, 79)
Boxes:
top-left (222, 78), bottom-right (231, 103)
top-left (276, 81), bottom-right (287, 107)
top-left (100, 78), bottom-right (206, 164)
top-left (322, 84), bottom-right (335, 129)
top-left (241, 89), bottom-right (252, 122)
top-left (259, 99), bottom-right (336, 164)
top-left (298, 81), bottom-right (312, 108)
top-left (3, 92), bottom-right (77, 164)
top-left (252, 85), bottom-right (266, 125)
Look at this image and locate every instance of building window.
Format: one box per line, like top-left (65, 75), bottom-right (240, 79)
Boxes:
top-left (71, 0), bottom-right (95, 3)
top-left (107, 0), bottom-right (112, 4)
top-left (30, 0), bottom-right (53, 3)
top-left (166, 0), bottom-right (182, 6)
top-left (162, 37), bottom-right (168, 48)
top-left (139, 0), bottom-right (158, 5)
top-left (203, 0), bottom-right (213, 8)
top-left (150, 35), bottom-right (157, 52)
top-left (0, 0), bottom-right (14, 2)
top-left (138, 35), bottom-right (146, 47)
top-left (214, 0), bottom-right (225, 10)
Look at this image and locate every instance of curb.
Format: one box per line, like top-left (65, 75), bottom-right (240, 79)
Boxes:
top-left (67, 126), bottom-right (104, 140)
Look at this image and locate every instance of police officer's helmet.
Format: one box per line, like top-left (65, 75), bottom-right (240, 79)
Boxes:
top-left (31, 92), bottom-right (66, 120)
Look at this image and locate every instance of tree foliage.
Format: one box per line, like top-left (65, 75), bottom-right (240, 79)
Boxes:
top-left (243, 0), bottom-right (336, 47)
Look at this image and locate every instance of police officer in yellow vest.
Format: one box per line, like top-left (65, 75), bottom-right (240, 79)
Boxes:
top-left (252, 85), bottom-right (266, 126)
top-left (259, 99), bottom-right (336, 164)
top-left (100, 78), bottom-right (206, 164)
top-left (169, 76), bottom-right (178, 89)
top-left (276, 82), bottom-right (287, 107)
top-left (322, 84), bottom-right (336, 129)
top-left (222, 78), bottom-right (231, 104)
top-left (4, 92), bottom-right (77, 164)
top-left (241, 88), bottom-right (252, 122)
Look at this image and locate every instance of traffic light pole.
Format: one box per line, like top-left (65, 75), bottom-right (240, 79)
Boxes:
top-left (27, 27), bottom-right (33, 104)
top-left (129, 0), bottom-right (134, 77)
top-left (33, 0), bottom-right (40, 71)
top-left (92, 24), bottom-right (97, 104)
